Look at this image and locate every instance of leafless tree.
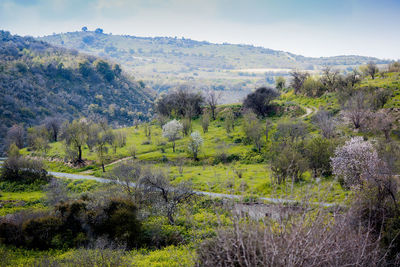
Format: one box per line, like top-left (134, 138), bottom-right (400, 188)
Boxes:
top-left (107, 162), bottom-right (143, 205)
top-left (366, 112), bottom-right (394, 141)
top-left (139, 169), bottom-right (195, 224)
top-left (312, 109), bottom-right (337, 138)
top-left (44, 117), bottom-right (63, 142)
top-left (6, 124), bottom-right (25, 149)
top-left (344, 91), bottom-right (371, 129)
top-left (206, 90), bottom-right (221, 120)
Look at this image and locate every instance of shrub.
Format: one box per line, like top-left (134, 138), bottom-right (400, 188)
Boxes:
top-left (0, 156), bottom-right (49, 184)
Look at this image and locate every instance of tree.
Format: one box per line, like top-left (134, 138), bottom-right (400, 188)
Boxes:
top-left (270, 146), bottom-right (308, 184)
top-left (81, 26), bottom-right (88, 32)
top-left (95, 129), bottom-right (113, 172)
top-left (331, 137), bottom-right (381, 188)
top-left (155, 87), bottom-right (204, 118)
top-left (365, 112), bottom-right (393, 141)
top-left (44, 117), bottom-right (63, 142)
top-left (290, 71), bottom-right (309, 94)
top-left (320, 66), bottom-right (340, 92)
top-left (61, 119), bottom-right (88, 163)
top-left (274, 120), bottom-right (307, 145)
top-left (108, 163), bottom-right (142, 205)
top-left (162, 120), bottom-right (183, 152)
top-left (182, 117), bottom-right (191, 136)
top-left (364, 62), bottom-right (379, 79)
top-left (201, 112), bottom-right (210, 133)
top-left (205, 90), bottom-right (221, 120)
top-left (302, 76), bottom-right (325, 97)
top-left (305, 137), bottom-right (334, 177)
top-left (242, 111), bottom-right (264, 152)
top-left (243, 87), bottom-right (280, 117)
top-left (344, 91), bottom-right (371, 129)
top-left (275, 76), bottom-right (286, 91)
top-left (6, 124), bottom-right (25, 149)
top-left (139, 169), bottom-right (195, 224)
top-left (187, 131), bottom-right (203, 160)
top-left (312, 109), bottom-right (337, 139)
top-left (224, 108), bottom-right (235, 133)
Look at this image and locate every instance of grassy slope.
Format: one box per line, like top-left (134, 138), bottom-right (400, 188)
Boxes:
top-left (21, 95), bottom-right (348, 203)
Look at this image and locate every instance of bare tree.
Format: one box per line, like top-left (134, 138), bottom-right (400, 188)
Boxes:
top-left (44, 117), bottom-right (63, 142)
top-left (312, 109), bottom-right (337, 139)
top-left (107, 162), bottom-right (142, 205)
top-left (366, 112), bottom-right (394, 141)
top-left (6, 124), bottom-right (25, 149)
top-left (344, 91), bottom-right (371, 129)
top-left (205, 90), bottom-right (221, 120)
top-left (139, 169), bottom-right (195, 224)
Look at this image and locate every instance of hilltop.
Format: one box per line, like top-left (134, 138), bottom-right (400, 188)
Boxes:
top-left (39, 30), bottom-right (391, 97)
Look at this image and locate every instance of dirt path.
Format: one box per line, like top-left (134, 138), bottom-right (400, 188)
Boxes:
top-left (300, 106), bottom-right (317, 118)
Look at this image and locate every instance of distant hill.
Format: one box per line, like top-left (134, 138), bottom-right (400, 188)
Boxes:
top-left (39, 30), bottom-right (391, 94)
top-left (0, 30), bottom-right (153, 151)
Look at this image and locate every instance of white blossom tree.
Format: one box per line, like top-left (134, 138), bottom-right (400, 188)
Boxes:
top-left (162, 119), bottom-right (183, 152)
top-left (187, 131), bottom-right (203, 160)
top-left (331, 137), bottom-right (380, 188)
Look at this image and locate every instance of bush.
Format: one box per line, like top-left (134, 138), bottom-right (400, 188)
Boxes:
top-left (243, 87), bottom-right (280, 117)
top-left (0, 156), bottom-right (49, 184)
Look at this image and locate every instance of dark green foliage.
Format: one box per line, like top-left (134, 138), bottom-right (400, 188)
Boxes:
top-left (0, 31), bottom-right (153, 153)
top-left (243, 87), bottom-right (280, 117)
top-left (305, 137), bottom-right (335, 177)
top-left (22, 216), bottom-right (63, 249)
top-left (155, 88), bottom-right (204, 118)
top-left (0, 198), bottom-right (142, 250)
top-left (93, 199), bottom-right (141, 248)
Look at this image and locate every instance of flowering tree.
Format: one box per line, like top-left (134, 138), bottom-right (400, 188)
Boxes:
top-left (331, 137), bottom-right (380, 188)
top-left (162, 119), bottom-right (183, 152)
top-left (187, 131), bottom-right (203, 160)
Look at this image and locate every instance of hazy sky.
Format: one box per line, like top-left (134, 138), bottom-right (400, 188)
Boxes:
top-left (1, 0), bottom-right (399, 59)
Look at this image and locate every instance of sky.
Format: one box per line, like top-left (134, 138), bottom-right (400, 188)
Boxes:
top-left (1, 0), bottom-right (399, 59)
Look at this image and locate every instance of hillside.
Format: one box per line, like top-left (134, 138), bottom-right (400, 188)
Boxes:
top-left (39, 30), bottom-right (391, 97)
top-left (0, 31), bottom-right (154, 151)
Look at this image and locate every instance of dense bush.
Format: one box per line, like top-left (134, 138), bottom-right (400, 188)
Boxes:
top-left (0, 197), bottom-right (142, 250)
top-left (0, 156), bottom-right (49, 184)
top-left (243, 87), bottom-right (279, 117)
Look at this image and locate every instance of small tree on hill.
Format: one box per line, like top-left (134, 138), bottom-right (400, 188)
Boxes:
top-left (62, 118), bottom-right (89, 163)
top-left (162, 119), bottom-right (183, 152)
top-left (187, 131), bottom-right (203, 160)
top-left (275, 76), bottom-right (286, 91)
top-left (243, 87), bottom-right (279, 117)
top-left (331, 137), bottom-right (380, 188)
top-left (202, 112), bottom-right (210, 133)
top-left (206, 90), bottom-right (221, 120)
